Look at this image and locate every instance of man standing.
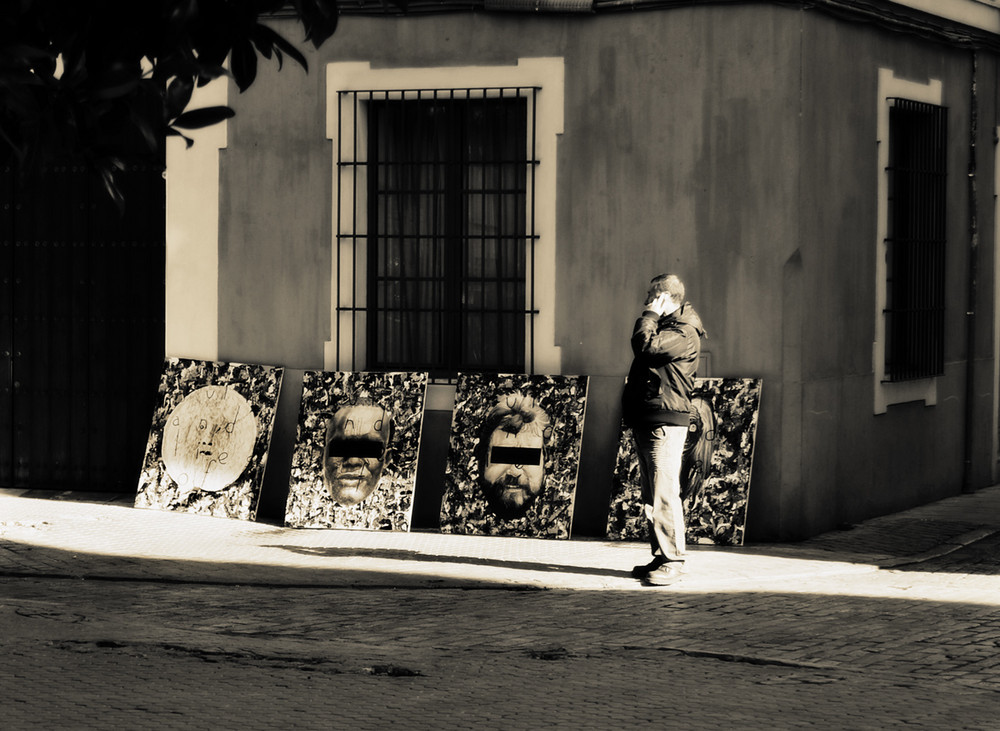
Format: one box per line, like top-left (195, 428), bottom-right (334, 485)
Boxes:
top-left (622, 274), bottom-right (706, 586)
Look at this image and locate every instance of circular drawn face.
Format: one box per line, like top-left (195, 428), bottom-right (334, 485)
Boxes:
top-left (161, 385), bottom-right (258, 493)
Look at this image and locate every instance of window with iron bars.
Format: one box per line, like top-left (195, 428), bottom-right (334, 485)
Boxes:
top-left (335, 88), bottom-right (539, 381)
top-left (884, 98), bottom-right (947, 382)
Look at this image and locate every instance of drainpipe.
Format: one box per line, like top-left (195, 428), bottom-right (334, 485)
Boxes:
top-left (963, 50), bottom-right (979, 494)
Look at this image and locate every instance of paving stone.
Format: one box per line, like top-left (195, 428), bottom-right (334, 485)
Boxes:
top-left (1, 486), bottom-right (1000, 727)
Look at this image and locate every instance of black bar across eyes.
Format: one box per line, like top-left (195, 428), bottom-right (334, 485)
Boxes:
top-left (489, 446), bottom-right (541, 466)
top-left (326, 439), bottom-right (385, 459)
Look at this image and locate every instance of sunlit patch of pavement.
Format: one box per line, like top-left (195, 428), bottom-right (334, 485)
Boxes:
top-left (1, 490), bottom-right (999, 605)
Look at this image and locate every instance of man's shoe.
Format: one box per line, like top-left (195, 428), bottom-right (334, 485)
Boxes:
top-left (643, 562), bottom-right (685, 586)
top-left (631, 555), bottom-right (666, 579)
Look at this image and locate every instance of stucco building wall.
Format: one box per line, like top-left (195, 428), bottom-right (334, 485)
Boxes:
top-left (192, 4), bottom-right (999, 539)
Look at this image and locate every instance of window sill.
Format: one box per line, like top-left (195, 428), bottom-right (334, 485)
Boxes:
top-left (874, 376), bottom-right (937, 415)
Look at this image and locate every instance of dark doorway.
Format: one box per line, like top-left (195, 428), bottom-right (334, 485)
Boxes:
top-left (1, 159), bottom-right (165, 492)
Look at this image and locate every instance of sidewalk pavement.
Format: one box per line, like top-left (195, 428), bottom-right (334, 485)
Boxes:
top-left (4, 485), bottom-right (1000, 729)
top-left (2, 484), bottom-right (1000, 594)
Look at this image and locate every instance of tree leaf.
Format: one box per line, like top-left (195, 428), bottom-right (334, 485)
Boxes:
top-left (229, 39), bottom-right (257, 93)
top-left (171, 105), bottom-right (235, 130)
top-left (166, 127), bottom-right (195, 148)
top-left (291, 0), bottom-right (339, 48)
top-left (94, 64), bottom-right (141, 100)
top-left (251, 23), bottom-right (306, 72)
top-left (194, 64), bottom-right (229, 87)
top-left (97, 159), bottom-right (126, 215)
top-left (129, 99), bottom-right (162, 153)
top-left (165, 75), bottom-right (194, 119)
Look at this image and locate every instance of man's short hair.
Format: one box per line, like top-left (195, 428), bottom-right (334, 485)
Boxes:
top-left (648, 273), bottom-right (685, 304)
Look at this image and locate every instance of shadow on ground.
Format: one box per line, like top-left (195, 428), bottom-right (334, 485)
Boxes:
top-left (4, 490), bottom-right (999, 580)
top-left (265, 544), bottom-right (635, 580)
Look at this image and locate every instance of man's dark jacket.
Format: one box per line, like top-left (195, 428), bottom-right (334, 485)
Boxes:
top-left (621, 302), bottom-right (706, 429)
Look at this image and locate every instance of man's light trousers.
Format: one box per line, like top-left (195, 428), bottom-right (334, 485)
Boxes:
top-left (632, 424), bottom-right (688, 562)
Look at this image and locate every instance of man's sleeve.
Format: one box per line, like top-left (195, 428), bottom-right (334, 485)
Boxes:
top-left (631, 314), bottom-right (689, 365)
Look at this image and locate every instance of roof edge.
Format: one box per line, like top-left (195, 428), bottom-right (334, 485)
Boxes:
top-left (271, 0), bottom-right (1000, 52)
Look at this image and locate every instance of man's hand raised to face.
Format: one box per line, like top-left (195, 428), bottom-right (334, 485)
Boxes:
top-left (645, 292), bottom-right (676, 317)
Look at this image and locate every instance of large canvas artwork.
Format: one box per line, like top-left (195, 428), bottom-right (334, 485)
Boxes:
top-left (606, 378), bottom-right (762, 546)
top-left (284, 371), bottom-right (428, 531)
top-left (135, 358), bottom-right (283, 521)
top-left (440, 373), bottom-right (589, 540)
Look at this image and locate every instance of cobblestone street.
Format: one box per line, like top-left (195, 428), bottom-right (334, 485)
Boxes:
top-left (4, 577), bottom-right (1000, 729)
top-left (2, 489), bottom-right (999, 729)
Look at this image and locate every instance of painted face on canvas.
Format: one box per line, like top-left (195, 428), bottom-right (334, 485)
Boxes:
top-left (161, 385), bottom-right (258, 493)
top-left (477, 393), bottom-right (550, 519)
top-left (323, 403), bottom-right (392, 506)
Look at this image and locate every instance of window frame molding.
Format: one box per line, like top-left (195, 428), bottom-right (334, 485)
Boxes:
top-left (873, 68), bottom-right (944, 415)
top-left (324, 58), bottom-right (564, 407)
top-left (165, 74), bottom-right (229, 363)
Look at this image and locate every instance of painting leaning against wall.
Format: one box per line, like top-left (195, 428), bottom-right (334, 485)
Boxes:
top-left (606, 378), bottom-right (762, 546)
top-left (284, 371), bottom-right (428, 531)
top-left (440, 373), bottom-right (589, 540)
top-left (134, 358), bottom-right (283, 521)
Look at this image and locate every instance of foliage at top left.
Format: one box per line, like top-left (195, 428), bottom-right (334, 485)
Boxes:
top-left (0, 0), bottom-right (340, 205)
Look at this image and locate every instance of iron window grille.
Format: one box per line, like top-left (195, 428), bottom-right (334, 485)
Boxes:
top-left (335, 87), bottom-right (539, 381)
top-left (884, 98), bottom-right (947, 382)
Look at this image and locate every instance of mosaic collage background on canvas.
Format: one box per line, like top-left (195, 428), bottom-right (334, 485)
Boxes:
top-left (135, 358), bottom-right (761, 542)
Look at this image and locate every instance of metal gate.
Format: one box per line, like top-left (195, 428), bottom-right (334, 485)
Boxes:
top-left (1, 158), bottom-right (165, 492)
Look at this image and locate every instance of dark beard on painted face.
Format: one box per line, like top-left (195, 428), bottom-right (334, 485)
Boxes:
top-left (483, 473), bottom-right (539, 519)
